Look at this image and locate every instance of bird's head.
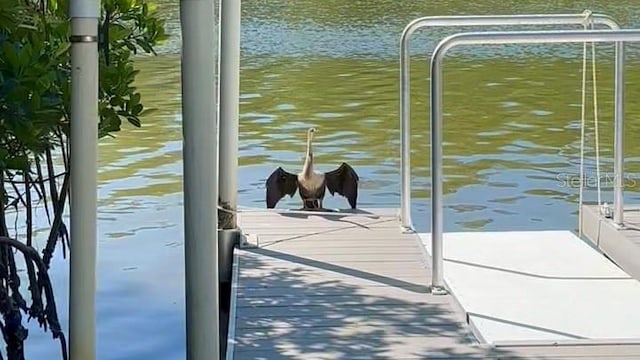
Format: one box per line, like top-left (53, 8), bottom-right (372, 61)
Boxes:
top-left (307, 127), bottom-right (316, 140)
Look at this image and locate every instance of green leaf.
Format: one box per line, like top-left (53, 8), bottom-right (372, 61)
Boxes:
top-left (135, 38), bottom-right (154, 53)
top-left (129, 92), bottom-right (140, 105)
top-left (48, 0), bottom-right (58, 12)
top-left (2, 42), bottom-right (19, 69)
top-left (4, 154), bottom-right (29, 171)
top-left (132, 103), bottom-right (143, 116)
top-left (126, 115), bottom-right (141, 127)
top-left (30, 93), bottom-right (41, 110)
top-left (109, 95), bottom-right (124, 107)
top-left (55, 42), bottom-right (70, 58)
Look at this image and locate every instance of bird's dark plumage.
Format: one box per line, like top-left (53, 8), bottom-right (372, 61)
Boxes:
top-left (265, 166), bottom-right (298, 208)
top-left (265, 162), bottom-right (359, 210)
top-left (324, 162), bottom-right (359, 209)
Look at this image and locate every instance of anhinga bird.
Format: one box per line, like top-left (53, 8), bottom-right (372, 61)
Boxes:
top-left (265, 127), bottom-right (359, 210)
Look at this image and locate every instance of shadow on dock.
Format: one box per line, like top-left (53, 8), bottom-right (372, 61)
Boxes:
top-left (247, 247), bottom-right (429, 293)
top-left (231, 248), bottom-right (518, 359)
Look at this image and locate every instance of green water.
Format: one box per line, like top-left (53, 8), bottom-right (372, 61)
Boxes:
top-left (117, 0), bottom-right (640, 228)
top-left (24, 1), bottom-right (640, 358)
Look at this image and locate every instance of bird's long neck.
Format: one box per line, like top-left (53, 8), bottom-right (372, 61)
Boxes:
top-left (302, 134), bottom-right (314, 177)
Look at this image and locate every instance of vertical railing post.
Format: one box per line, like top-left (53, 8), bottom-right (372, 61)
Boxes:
top-left (180, 0), bottom-right (220, 357)
top-left (613, 41), bottom-right (625, 226)
top-left (429, 53), bottom-right (446, 295)
top-left (219, 0), bottom-right (241, 229)
top-left (399, 27), bottom-right (416, 233)
top-left (68, 0), bottom-right (100, 357)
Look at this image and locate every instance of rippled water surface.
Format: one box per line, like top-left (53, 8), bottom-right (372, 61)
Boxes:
top-left (21, 1), bottom-right (640, 358)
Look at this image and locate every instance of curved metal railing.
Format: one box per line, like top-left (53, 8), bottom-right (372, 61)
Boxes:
top-left (399, 13), bottom-right (622, 233)
top-left (428, 28), bottom-right (637, 294)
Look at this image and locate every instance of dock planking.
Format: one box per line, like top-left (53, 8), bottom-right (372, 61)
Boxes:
top-left (229, 208), bottom-right (640, 359)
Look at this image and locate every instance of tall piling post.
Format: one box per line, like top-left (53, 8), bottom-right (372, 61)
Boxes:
top-left (180, 0), bottom-right (220, 357)
top-left (68, 0), bottom-right (100, 358)
top-left (218, 0), bottom-right (241, 229)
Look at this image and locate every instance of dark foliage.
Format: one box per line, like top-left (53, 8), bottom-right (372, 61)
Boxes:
top-left (0, 0), bottom-right (166, 357)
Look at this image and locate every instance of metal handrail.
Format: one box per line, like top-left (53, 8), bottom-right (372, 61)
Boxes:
top-left (429, 28), bottom-right (639, 295)
top-left (399, 13), bottom-right (623, 233)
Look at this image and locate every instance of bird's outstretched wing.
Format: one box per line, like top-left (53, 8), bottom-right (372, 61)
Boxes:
top-left (265, 167), bottom-right (298, 208)
top-left (324, 162), bottom-right (359, 209)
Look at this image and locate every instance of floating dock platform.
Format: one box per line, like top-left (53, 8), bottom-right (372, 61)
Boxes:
top-left (420, 230), bottom-right (640, 346)
top-left (226, 208), bottom-right (640, 359)
top-left (581, 204), bottom-right (640, 282)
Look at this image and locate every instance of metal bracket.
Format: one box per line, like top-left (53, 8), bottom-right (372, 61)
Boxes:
top-left (70, 35), bottom-right (98, 43)
top-left (401, 225), bottom-right (416, 234)
top-left (431, 285), bottom-right (449, 296)
top-left (600, 202), bottom-right (613, 219)
top-left (239, 233), bottom-right (259, 248)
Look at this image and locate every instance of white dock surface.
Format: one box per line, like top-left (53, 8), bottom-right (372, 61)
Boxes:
top-left (419, 230), bottom-right (640, 346)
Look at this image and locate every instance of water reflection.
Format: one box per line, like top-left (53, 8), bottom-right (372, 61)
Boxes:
top-left (22, 0), bottom-right (640, 358)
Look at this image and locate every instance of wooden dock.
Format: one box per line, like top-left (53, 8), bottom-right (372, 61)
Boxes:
top-left (227, 208), bottom-right (640, 359)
